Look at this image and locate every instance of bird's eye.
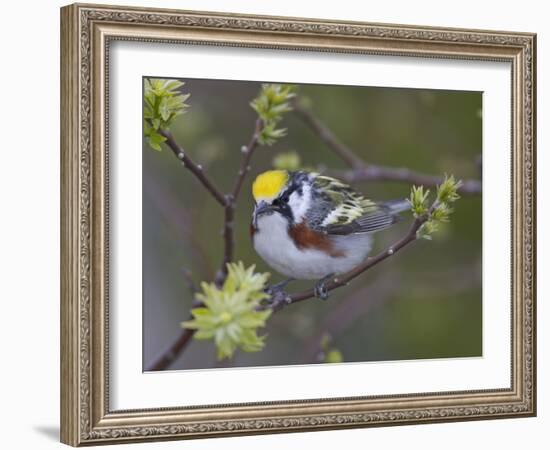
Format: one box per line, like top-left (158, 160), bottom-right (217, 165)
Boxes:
top-left (279, 193), bottom-right (290, 204)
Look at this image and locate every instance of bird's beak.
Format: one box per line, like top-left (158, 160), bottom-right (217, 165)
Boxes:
top-left (253, 200), bottom-right (274, 227)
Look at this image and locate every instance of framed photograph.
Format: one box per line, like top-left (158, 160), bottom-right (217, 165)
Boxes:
top-left (60, 3), bottom-right (536, 446)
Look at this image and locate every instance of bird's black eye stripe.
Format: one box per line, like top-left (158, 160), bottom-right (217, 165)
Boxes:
top-left (276, 189), bottom-right (292, 205)
top-left (283, 179), bottom-right (303, 202)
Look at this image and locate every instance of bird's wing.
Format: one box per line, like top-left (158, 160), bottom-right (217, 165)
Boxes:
top-left (311, 175), bottom-right (405, 236)
top-left (323, 207), bottom-right (399, 235)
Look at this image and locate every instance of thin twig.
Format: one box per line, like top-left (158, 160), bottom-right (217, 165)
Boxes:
top-left (144, 173), bottom-right (214, 278)
top-left (215, 118), bottom-right (264, 285)
top-left (146, 328), bottom-right (196, 371)
top-left (147, 120), bottom-right (265, 369)
top-left (262, 213), bottom-right (429, 311)
top-left (152, 210), bottom-right (417, 370)
top-left (231, 118), bottom-right (263, 200)
top-left (214, 199), bottom-right (235, 286)
top-left (146, 269), bottom-right (202, 372)
top-left (301, 259), bottom-right (481, 363)
top-left (157, 128), bottom-right (227, 206)
top-left (293, 102), bottom-right (365, 169)
top-left (328, 167), bottom-right (482, 195)
top-left (181, 267), bottom-right (199, 297)
top-left (270, 201), bottom-right (440, 309)
top-left (293, 102), bottom-right (482, 196)
top-left (147, 97), bottom-right (470, 370)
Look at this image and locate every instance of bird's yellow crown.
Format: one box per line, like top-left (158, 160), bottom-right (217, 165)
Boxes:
top-left (252, 170), bottom-right (289, 202)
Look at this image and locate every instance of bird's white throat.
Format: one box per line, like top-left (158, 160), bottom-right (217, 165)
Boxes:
top-left (287, 182), bottom-right (312, 222)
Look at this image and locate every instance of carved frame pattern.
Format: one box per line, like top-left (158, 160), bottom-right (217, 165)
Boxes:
top-left (60, 3), bottom-right (536, 446)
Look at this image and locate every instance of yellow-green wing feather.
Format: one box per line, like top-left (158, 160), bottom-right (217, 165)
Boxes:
top-left (312, 175), bottom-right (401, 235)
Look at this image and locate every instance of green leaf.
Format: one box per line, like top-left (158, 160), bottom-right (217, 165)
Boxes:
top-left (143, 78), bottom-right (191, 151)
top-left (158, 97), bottom-right (171, 121)
top-left (182, 262), bottom-right (272, 360)
top-left (409, 185), bottom-right (430, 217)
top-left (410, 173), bottom-right (461, 240)
top-left (250, 84), bottom-right (296, 146)
top-left (259, 123), bottom-right (287, 146)
top-left (416, 220), bottom-right (438, 240)
top-left (432, 203), bottom-right (453, 223)
top-left (163, 79), bottom-right (185, 92)
top-left (194, 329), bottom-right (216, 339)
top-left (437, 174), bottom-right (463, 204)
top-left (190, 308), bottom-right (211, 317)
top-left (146, 130), bottom-right (166, 152)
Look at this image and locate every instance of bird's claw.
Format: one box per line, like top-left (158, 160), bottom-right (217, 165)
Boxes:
top-left (314, 275), bottom-right (333, 301)
top-left (314, 283), bottom-right (329, 300)
top-left (264, 279), bottom-right (294, 310)
top-left (265, 278), bottom-right (294, 295)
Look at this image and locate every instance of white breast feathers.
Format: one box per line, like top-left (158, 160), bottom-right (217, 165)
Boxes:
top-left (253, 213), bottom-right (373, 280)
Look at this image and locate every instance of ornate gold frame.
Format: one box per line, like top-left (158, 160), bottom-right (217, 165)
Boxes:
top-left (60, 3), bottom-right (536, 446)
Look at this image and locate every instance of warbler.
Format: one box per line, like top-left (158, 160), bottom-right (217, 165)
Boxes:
top-left (250, 170), bottom-right (409, 299)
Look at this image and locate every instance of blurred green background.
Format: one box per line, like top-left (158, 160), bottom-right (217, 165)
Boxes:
top-left (143, 78), bottom-right (482, 370)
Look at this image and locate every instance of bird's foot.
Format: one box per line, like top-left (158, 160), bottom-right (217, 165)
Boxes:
top-left (314, 274), bottom-right (334, 301)
top-left (264, 278), bottom-right (294, 310)
top-left (265, 278), bottom-right (294, 295)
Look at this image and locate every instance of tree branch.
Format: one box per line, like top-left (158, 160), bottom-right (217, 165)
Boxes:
top-left (148, 119), bottom-right (265, 370)
top-left (231, 118), bottom-right (263, 200)
top-left (146, 268), bottom-right (201, 371)
top-left (328, 166), bottom-right (482, 195)
top-left (214, 118), bottom-right (264, 285)
top-left (293, 102), bottom-right (365, 169)
top-left (147, 203), bottom-right (429, 370)
top-left (146, 328), bottom-right (196, 372)
top-left (146, 91), bottom-right (467, 371)
top-left (262, 212), bottom-right (430, 312)
top-left (181, 267), bottom-right (199, 297)
top-left (157, 127), bottom-right (227, 206)
top-left (214, 199), bottom-right (235, 286)
top-left (293, 101), bottom-right (482, 196)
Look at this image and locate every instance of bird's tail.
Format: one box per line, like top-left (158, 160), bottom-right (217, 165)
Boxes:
top-left (381, 199), bottom-right (410, 215)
